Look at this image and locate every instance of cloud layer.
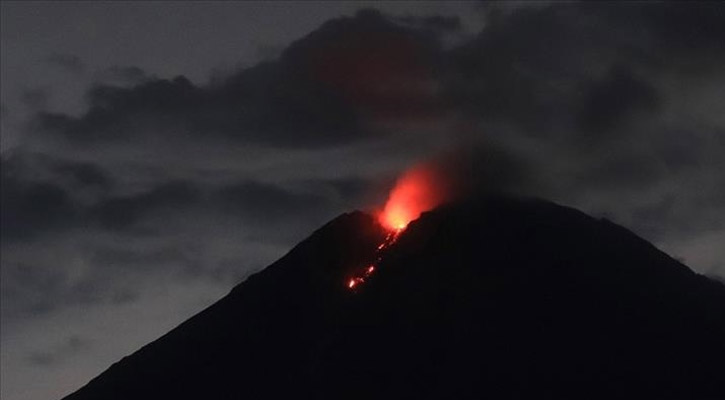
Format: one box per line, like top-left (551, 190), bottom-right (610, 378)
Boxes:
top-left (2, 4), bottom-right (724, 400)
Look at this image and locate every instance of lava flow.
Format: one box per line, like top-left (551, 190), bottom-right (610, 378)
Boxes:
top-left (347, 227), bottom-right (403, 290)
top-left (347, 164), bottom-right (445, 290)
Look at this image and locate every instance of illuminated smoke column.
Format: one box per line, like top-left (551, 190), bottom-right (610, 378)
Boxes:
top-left (347, 164), bottom-right (447, 290)
top-left (378, 165), bottom-right (446, 231)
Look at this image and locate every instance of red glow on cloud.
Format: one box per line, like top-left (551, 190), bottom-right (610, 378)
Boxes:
top-left (378, 165), bottom-right (445, 231)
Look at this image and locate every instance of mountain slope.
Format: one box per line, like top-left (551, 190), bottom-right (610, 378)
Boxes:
top-left (63, 196), bottom-right (725, 400)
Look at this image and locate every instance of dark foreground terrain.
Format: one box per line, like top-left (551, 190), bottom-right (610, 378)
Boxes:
top-left (64, 197), bottom-right (725, 399)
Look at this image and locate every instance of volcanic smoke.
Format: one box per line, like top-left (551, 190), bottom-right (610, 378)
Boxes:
top-left (378, 165), bottom-right (445, 231)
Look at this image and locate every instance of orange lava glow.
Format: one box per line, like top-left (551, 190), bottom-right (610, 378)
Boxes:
top-left (347, 163), bottom-right (446, 291)
top-left (379, 165), bottom-right (444, 231)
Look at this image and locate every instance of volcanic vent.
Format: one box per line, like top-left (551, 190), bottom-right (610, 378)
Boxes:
top-left (347, 164), bottom-right (446, 290)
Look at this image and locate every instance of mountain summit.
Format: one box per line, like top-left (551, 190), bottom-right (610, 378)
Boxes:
top-left (63, 196), bottom-right (725, 400)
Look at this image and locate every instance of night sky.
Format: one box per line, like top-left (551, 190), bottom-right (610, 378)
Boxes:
top-left (1, 2), bottom-right (724, 399)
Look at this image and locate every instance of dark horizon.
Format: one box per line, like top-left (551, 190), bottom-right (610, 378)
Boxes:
top-left (1, 2), bottom-right (724, 399)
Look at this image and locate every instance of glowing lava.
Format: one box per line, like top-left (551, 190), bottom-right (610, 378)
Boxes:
top-left (347, 163), bottom-right (446, 291)
top-left (346, 229), bottom-right (402, 291)
top-left (379, 165), bottom-right (443, 231)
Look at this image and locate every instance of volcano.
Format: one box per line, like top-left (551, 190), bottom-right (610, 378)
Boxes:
top-left (62, 196), bottom-right (725, 400)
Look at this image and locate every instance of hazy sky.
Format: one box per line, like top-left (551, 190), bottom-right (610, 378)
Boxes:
top-left (2, 2), bottom-right (724, 399)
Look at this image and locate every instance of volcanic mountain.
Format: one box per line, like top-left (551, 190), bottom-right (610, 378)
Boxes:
top-left (63, 196), bottom-right (725, 400)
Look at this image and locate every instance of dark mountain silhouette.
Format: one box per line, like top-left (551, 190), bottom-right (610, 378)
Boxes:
top-left (63, 196), bottom-right (725, 400)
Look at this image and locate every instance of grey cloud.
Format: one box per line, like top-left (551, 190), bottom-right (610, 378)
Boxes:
top-left (16, 4), bottom-right (725, 265)
top-left (11, 4), bottom-right (725, 275)
top-left (441, 3), bottom-right (723, 139)
top-left (576, 66), bottom-right (660, 138)
top-left (442, 5), bottom-right (599, 132)
top-left (319, 176), bottom-right (378, 204)
top-left (2, 148), bottom-right (357, 243)
top-left (32, 9), bottom-right (449, 149)
top-left (2, 149), bottom-right (360, 320)
top-left (630, 196), bottom-right (677, 242)
top-left (53, 161), bottom-right (112, 191)
top-left (2, 5), bottom-right (725, 400)
top-left (411, 15), bottom-right (460, 31)
top-left (45, 53), bottom-right (85, 75)
top-left (27, 335), bottom-right (91, 367)
top-left (91, 181), bottom-right (202, 231)
top-left (2, 238), bottom-right (184, 320)
top-left (601, 2), bottom-right (725, 66)
top-left (96, 66), bottom-right (153, 85)
top-left (36, 67), bottom-right (359, 148)
top-left (2, 260), bottom-right (68, 317)
top-left (213, 181), bottom-right (337, 240)
top-left (0, 155), bottom-right (114, 242)
top-left (20, 87), bottom-right (51, 110)
top-left (1, 166), bottom-right (79, 242)
top-left (573, 152), bottom-right (664, 192)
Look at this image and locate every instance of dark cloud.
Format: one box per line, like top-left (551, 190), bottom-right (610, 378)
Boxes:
top-left (2, 260), bottom-right (68, 317)
top-left (32, 10), bottom-right (449, 149)
top-left (1, 165), bottom-right (78, 242)
top-left (12, 3), bottom-right (725, 265)
top-left (630, 196), bottom-right (677, 241)
top-left (3, 4), bottom-right (725, 399)
top-left (410, 141), bottom-right (535, 202)
top-left (53, 161), bottom-right (112, 191)
top-left (576, 66), bottom-right (660, 137)
top-left (439, 3), bottom-right (723, 140)
top-left (45, 53), bottom-right (85, 75)
top-left (0, 155), bottom-right (116, 242)
top-left (20, 87), bottom-right (50, 110)
top-left (3, 238), bottom-right (191, 320)
top-left (655, 126), bottom-right (711, 171)
top-left (96, 66), bottom-right (153, 85)
top-left (37, 76), bottom-right (201, 144)
top-left (36, 66), bottom-right (360, 147)
top-left (281, 9), bottom-right (444, 121)
top-left (214, 181), bottom-right (333, 227)
top-left (27, 335), bottom-right (91, 367)
top-left (321, 176), bottom-right (376, 203)
top-left (442, 4), bottom-right (598, 131)
top-left (1, 149), bottom-right (359, 321)
top-left (396, 14), bottom-right (462, 32)
top-left (92, 181), bottom-right (202, 231)
top-left (603, 2), bottom-right (725, 67)
top-left (12, 3), bottom-right (725, 281)
top-left (1, 148), bottom-right (355, 244)
top-left (573, 152), bottom-right (664, 192)
top-left (19, 4), bottom-right (725, 153)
